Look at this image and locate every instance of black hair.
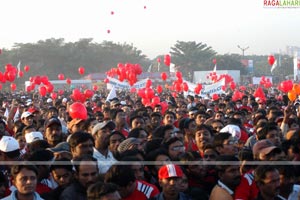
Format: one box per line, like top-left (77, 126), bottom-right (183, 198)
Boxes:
top-left (69, 131), bottom-right (95, 149)
top-left (104, 165), bottom-right (136, 187)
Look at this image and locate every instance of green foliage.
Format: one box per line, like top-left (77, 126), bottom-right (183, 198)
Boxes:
top-left (0, 38), bottom-right (150, 82)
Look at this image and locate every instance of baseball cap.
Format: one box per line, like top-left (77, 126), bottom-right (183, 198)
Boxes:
top-left (46, 98), bottom-right (53, 103)
top-left (45, 117), bottom-right (62, 129)
top-left (25, 131), bottom-right (44, 143)
top-left (158, 164), bottom-right (183, 179)
top-left (62, 98), bottom-right (68, 103)
top-left (117, 137), bottom-right (140, 154)
top-left (220, 125), bottom-right (241, 140)
top-left (252, 139), bottom-right (280, 158)
top-left (28, 107), bottom-right (39, 114)
top-left (47, 142), bottom-right (70, 153)
top-left (0, 136), bottom-right (20, 152)
top-left (67, 118), bottom-right (83, 130)
top-left (92, 121), bottom-right (116, 136)
top-left (21, 111), bottom-right (33, 120)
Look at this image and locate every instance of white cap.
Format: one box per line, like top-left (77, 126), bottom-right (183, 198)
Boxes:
top-left (62, 98), bottom-right (68, 103)
top-left (21, 111), bottom-right (33, 120)
top-left (120, 101), bottom-right (126, 105)
top-left (25, 131), bottom-right (44, 143)
top-left (47, 98), bottom-right (53, 103)
top-left (0, 136), bottom-right (19, 152)
top-left (220, 125), bottom-right (241, 139)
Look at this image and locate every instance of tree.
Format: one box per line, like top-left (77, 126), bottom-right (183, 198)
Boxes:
top-left (170, 41), bottom-right (217, 78)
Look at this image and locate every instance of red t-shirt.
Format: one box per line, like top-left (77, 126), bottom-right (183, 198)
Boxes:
top-left (123, 180), bottom-right (160, 200)
top-left (234, 170), bottom-right (259, 200)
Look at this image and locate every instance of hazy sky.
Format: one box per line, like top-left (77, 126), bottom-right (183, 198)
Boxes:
top-left (1, 0), bottom-right (300, 59)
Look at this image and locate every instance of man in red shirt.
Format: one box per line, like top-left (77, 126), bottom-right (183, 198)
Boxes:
top-left (105, 164), bottom-right (159, 200)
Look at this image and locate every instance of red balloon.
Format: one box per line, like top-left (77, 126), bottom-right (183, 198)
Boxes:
top-left (152, 96), bottom-right (160, 105)
top-left (78, 66), bottom-right (85, 75)
top-left (175, 71), bottom-right (182, 79)
top-left (157, 58), bottom-right (161, 63)
top-left (212, 58), bottom-right (217, 64)
top-left (142, 98), bottom-right (150, 105)
top-left (6, 71), bottom-right (16, 82)
top-left (66, 78), bottom-right (71, 85)
top-left (111, 11), bottom-right (114, 15)
top-left (239, 86), bottom-right (246, 91)
top-left (26, 85), bottom-right (32, 92)
top-left (230, 82), bottom-right (236, 90)
top-left (92, 85), bottom-right (98, 91)
top-left (212, 93), bottom-right (219, 101)
top-left (58, 73), bottom-right (65, 80)
top-left (24, 65), bottom-right (30, 72)
top-left (145, 88), bottom-right (154, 99)
top-left (164, 54), bottom-right (171, 66)
top-left (161, 72), bottom-right (167, 81)
top-left (58, 89), bottom-right (64, 95)
top-left (69, 102), bottom-right (87, 120)
top-left (268, 55), bottom-right (275, 66)
top-left (51, 92), bottom-right (57, 100)
top-left (45, 83), bottom-right (54, 93)
top-left (104, 78), bottom-right (109, 83)
top-left (41, 76), bottom-right (49, 85)
top-left (146, 79), bottom-right (152, 88)
top-left (221, 85), bottom-right (226, 91)
top-left (0, 84), bottom-right (2, 90)
top-left (107, 29), bottom-right (111, 34)
top-left (84, 89), bottom-right (94, 99)
top-left (157, 85), bottom-right (163, 93)
top-left (130, 87), bottom-right (136, 93)
top-left (72, 88), bottom-right (82, 101)
top-left (182, 82), bottom-right (189, 92)
top-left (39, 86), bottom-right (47, 96)
top-left (10, 83), bottom-right (17, 91)
top-left (18, 70), bottom-right (24, 77)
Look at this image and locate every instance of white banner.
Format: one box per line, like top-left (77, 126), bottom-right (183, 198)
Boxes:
top-left (107, 77), bottom-right (147, 90)
top-left (184, 78), bottom-right (225, 97)
top-left (294, 52), bottom-right (300, 81)
top-left (252, 76), bottom-right (273, 84)
top-left (200, 78), bottom-right (225, 96)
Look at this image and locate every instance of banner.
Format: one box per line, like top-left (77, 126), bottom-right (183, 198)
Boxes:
top-left (200, 78), bottom-right (225, 96)
top-left (294, 52), bottom-right (300, 81)
top-left (252, 76), bottom-right (272, 84)
top-left (106, 77), bottom-right (147, 90)
top-left (184, 78), bottom-right (225, 97)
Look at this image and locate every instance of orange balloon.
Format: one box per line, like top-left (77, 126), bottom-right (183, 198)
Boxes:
top-left (288, 90), bottom-right (297, 101)
top-left (293, 84), bottom-right (300, 95)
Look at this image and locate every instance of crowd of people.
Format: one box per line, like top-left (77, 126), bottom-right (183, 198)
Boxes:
top-left (0, 87), bottom-right (299, 200)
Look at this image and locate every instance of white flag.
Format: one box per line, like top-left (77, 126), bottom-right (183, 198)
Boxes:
top-left (147, 64), bottom-right (152, 72)
top-left (213, 64), bottom-right (217, 72)
top-left (106, 86), bottom-right (117, 102)
top-left (17, 61), bottom-right (21, 77)
top-left (169, 63), bottom-right (175, 72)
top-left (270, 60), bottom-right (277, 73)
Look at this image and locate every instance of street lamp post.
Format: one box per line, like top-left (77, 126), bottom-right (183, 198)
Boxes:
top-left (237, 45), bottom-right (249, 57)
top-left (237, 45), bottom-right (250, 83)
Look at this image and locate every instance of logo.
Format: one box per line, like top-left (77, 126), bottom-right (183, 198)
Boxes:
top-left (264, 0), bottom-right (300, 8)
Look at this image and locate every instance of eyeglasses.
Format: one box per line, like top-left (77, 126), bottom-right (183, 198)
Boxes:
top-left (223, 140), bottom-right (238, 145)
top-left (171, 145), bottom-right (185, 151)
